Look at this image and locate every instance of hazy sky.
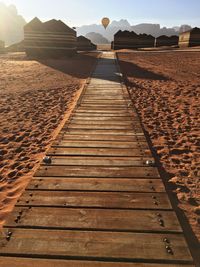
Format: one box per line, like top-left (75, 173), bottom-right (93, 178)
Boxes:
top-left (2, 0), bottom-right (200, 27)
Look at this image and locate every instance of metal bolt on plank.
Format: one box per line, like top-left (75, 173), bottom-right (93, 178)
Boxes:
top-left (43, 156), bottom-right (52, 164)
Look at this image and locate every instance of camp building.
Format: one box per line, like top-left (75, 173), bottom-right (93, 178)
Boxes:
top-left (179, 27), bottom-right (200, 48)
top-left (24, 17), bottom-right (77, 57)
top-left (155, 35), bottom-right (179, 47)
top-left (77, 36), bottom-right (97, 51)
top-left (0, 40), bottom-right (5, 53)
top-left (113, 30), bottom-right (155, 50)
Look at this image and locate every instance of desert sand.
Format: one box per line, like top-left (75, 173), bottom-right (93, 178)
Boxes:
top-left (0, 51), bottom-right (99, 227)
top-left (118, 51), bottom-right (200, 240)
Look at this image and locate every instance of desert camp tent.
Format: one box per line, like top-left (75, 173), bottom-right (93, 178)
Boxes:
top-left (155, 35), bottom-right (179, 47)
top-left (113, 30), bottom-right (155, 50)
top-left (111, 41), bottom-right (114, 50)
top-left (77, 36), bottom-right (97, 51)
top-left (138, 33), bottom-right (155, 48)
top-left (179, 27), bottom-right (200, 48)
top-left (24, 17), bottom-right (77, 57)
top-left (6, 40), bottom-right (25, 52)
top-left (0, 40), bottom-right (5, 53)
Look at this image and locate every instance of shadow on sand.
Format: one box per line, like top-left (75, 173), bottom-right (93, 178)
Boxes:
top-left (38, 52), bottom-right (99, 79)
top-left (38, 54), bottom-right (169, 83)
top-left (119, 59), bottom-right (169, 81)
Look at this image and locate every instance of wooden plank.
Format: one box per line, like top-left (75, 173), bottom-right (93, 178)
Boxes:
top-left (86, 86), bottom-right (122, 88)
top-left (70, 120), bottom-right (136, 125)
top-left (84, 92), bottom-right (123, 95)
top-left (46, 147), bottom-right (151, 157)
top-left (66, 125), bottom-right (136, 130)
top-left (43, 156), bottom-right (152, 166)
top-left (35, 165), bottom-right (159, 178)
top-left (58, 134), bottom-right (145, 142)
top-left (0, 258), bottom-right (194, 267)
top-left (76, 109), bottom-right (129, 112)
top-left (75, 110), bottom-right (130, 114)
top-left (64, 130), bottom-right (143, 135)
top-left (85, 89), bottom-right (121, 92)
top-left (27, 178), bottom-right (165, 192)
top-left (52, 141), bottom-right (148, 149)
top-left (78, 107), bottom-right (129, 110)
top-left (73, 113), bottom-right (133, 117)
top-left (82, 97), bottom-right (125, 100)
top-left (52, 140), bottom-right (148, 149)
top-left (35, 165), bottom-right (158, 178)
top-left (85, 88), bottom-right (122, 92)
top-left (84, 95), bottom-right (123, 98)
top-left (84, 95), bottom-right (127, 98)
top-left (0, 229), bottom-right (192, 263)
top-left (71, 116), bottom-right (135, 121)
top-left (81, 100), bottom-right (127, 103)
top-left (90, 82), bottom-right (120, 85)
top-left (5, 207), bottom-right (182, 233)
top-left (83, 94), bottom-right (126, 98)
top-left (17, 191), bottom-right (171, 209)
top-left (79, 104), bottom-right (128, 107)
top-left (80, 103), bottom-right (128, 107)
top-left (85, 86), bottom-right (122, 89)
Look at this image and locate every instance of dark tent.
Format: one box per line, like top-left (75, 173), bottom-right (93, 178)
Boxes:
top-left (113, 30), bottom-right (155, 50)
top-left (155, 35), bottom-right (179, 47)
top-left (24, 17), bottom-right (77, 57)
top-left (179, 27), bottom-right (200, 48)
top-left (77, 36), bottom-right (96, 51)
top-left (0, 40), bottom-right (5, 53)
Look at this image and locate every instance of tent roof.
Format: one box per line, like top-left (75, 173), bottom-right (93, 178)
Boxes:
top-left (43, 19), bottom-right (75, 33)
top-left (24, 17), bottom-right (75, 33)
top-left (181, 27), bottom-right (200, 35)
top-left (77, 35), bottom-right (91, 42)
top-left (24, 17), bottom-right (43, 31)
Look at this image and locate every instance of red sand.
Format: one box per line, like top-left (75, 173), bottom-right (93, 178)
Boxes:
top-left (118, 51), bottom-right (200, 241)
top-left (0, 52), bottom-right (99, 227)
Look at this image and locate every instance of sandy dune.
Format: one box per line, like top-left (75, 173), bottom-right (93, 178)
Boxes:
top-left (118, 51), bottom-right (200, 240)
top-left (0, 52), bottom-right (99, 227)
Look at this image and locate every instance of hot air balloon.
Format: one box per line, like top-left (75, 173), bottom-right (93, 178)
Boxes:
top-left (101, 17), bottom-right (110, 29)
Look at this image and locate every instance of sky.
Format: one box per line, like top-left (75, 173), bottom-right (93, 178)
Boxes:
top-left (1, 0), bottom-right (200, 27)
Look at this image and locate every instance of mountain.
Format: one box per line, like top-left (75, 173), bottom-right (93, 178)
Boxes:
top-left (0, 2), bottom-right (26, 46)
top-left (85, 32), bottom-right (109, 44)
top-left (77, 20), bottom-right (194, 43)
top-left (179, 25), bottom-right (192, 33)
top-left (77, 19), bottom-right (132, 42)
top-left (131, 23), bottom-right (160, 36)
top-left (110, 19), bottom-right (131, 28)
top-left (173, 26), bottom-right (180, 32)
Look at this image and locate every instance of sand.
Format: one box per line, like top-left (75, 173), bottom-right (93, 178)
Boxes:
top-left (0, 51), bottom-right (99, 227)
top-left (118, 51), bottom-right (200, 241)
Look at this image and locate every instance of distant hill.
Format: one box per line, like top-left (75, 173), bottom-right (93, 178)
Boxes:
top-left (0, 2), bottom-right (26, 46)
top-left (133, 24), bottom-right (191, 37)
top-left (179, 25), bottom-right (192, 33)
top-left (77, 20), bottom-right (193, 43)
top-left (77, 19), bottom-right (131, 42)
top-left (85, 32), bottom-right (109, 44)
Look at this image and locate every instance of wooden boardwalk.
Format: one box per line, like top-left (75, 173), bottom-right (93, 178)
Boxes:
top-left (0, 52), bottom-right (194, 266)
